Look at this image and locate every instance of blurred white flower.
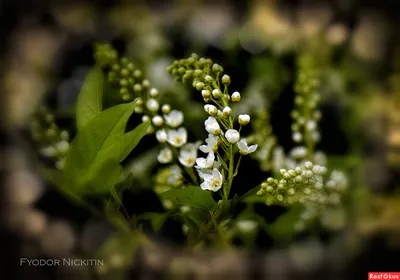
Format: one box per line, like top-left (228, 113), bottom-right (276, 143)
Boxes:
top-left (237, 139), bottom-right (258, 155)
top-left (200, 168), bottom-right (224, 192)
top-left (199, 134), bottom-right (219, 153)
top-left (164, 110), bottom-right (184, 128)
top-left (157, 147), bottom-right (173, 164)
top-left (195, 151), bottom-right (215, 169)
top-left (167, 128), bottom-right (187, 147)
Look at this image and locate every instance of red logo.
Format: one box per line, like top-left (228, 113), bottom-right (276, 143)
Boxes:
top-left (369, 273), bottom-right (400, 279)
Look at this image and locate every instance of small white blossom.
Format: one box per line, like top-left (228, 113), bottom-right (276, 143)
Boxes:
top-left (167, 128), bottom-right (187, 147)
top-left (199, 134), bottom-right (219, 153)
top-left (231, 91), bottom-right (241, 102)
top-left (149, 88), bottom-right (159, 97)
top-left (195, 151), bottom-right (215, 169)
top-left (56, 141), bottom-right (69, 154)
top-left (200, 168), bottom-right (223, 192)
top-left (142, 115), bottom-right (150, 122)
top-left (225, 129), bottom-right (240, 144)
top-left (157, 148), bottom-right (173, 164)
top-left (205, 117), bottom-right (221, 135)
top-left (201, 90), bottom-right (211, 98)
top-left (238, 114), bottom-right (250, 125)
top-left (156, 129), bottom-right (168, 143)
top-left (152, 115), bottom-right (164, 127)
top-left (237, 139), bottom-right (258, 155)
top-left (178, 143), bottom-right (200, 167)
top-left (167, 165), bottom-right (183, 185)
top-left (164, 110), bottom-right (184, 128)
top-left (39, 146), bottom-right (57, 157)
top-left (146, 98), bottom-right (159, 112)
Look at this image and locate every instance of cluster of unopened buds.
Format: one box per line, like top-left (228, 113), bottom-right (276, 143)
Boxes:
top-left (257, 161), bottom-right (347, 205)
top-left (291, 53), bottom-right (322, 154)
top-left (30, 106), bottom-right (70, 170)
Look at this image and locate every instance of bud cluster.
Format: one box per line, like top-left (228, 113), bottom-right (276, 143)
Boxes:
top-left (291, 53), bottom-right (322, 157)
top-left (30, 106), bottom-right (70, 170)
top-left (256, 161), bottom-right (347, 208)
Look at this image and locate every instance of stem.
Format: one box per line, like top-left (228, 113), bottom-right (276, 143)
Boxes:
top-left (224, 145), bottom-right (235, 202)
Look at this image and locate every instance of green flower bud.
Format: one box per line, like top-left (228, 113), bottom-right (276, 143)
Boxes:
top-left (204, 75), bottom-right (213, 83)
top-left (122, 93), bottom-right (131, 101)
top-left (133, 69), bottom-right (142, 79)
top-left (142, 79), bottom-right (150, 88)
top-left (120, 68), bottom-right (129, 77)
top-left (221, 74), bottom-right (231, 85)
top-left (194, 69), bottom-right (203, 77)
top-left (195, 82), bottom-right (205, 91)
top-left (133, 84), bottom-right (142, 93)
top-left (120, 79), bottom-right (128, 87)
top-left (126, 62), bottom-right (135, 71)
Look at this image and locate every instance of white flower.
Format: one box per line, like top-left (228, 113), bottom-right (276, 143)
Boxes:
top-left (157, 147), bottom-right (173, 164)
top-left (167, 128), bottom-right (187, 147)
top-left (146, 98), bottom-right (159, 112)
top-left (195, 151), bottom-right (215, 169)
top-left (200, 168), bottom-right (224, 192)
top-left (225, 129), bottom-right (240, 144)
top-left (155, 129), bottom-right (168, 143)
top-left (164, 110), bottom-right (184, 128)
top-left (204, 117), bottom-right (221, 135)
top-left (238, 114), bottom-right (250, 125)
top-left (306, 120), bottom-right (317, 131)
top-left (237, 139), bottom-right (258, 155)
top-left (152, 115), bottom-right (164, 127)
top-left (55, 141), bottom-right (69, 154)
top-left (167, 165), bottom-right (183, 185)
top-left (178, 143), bottom-right (200, 167)
top-left (199, 134), bottom-right (219, 153)
top-left (39, 146), bottom-right (57, 157)
top-left (231, 91), bottom-right (241, 102)
top-left (312, 165), bottom-right (327, 175)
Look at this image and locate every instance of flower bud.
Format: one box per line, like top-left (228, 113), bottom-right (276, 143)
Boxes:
top-left (238, 114), bottom-right (250, 125)
top-left (212, 88), bottom-right (222, 98)
top-left (60, 131), bottom-right (69, 141)
top-left (225, 129), bottom-right (240, 144)
top-left (204, 75), bottom-right (214, 83)
top-left (142, 79), bottom-right (150, 88)
top-left (133, 69), bottom-right (142, 79)
top-left (196, 82), bottom-right (205, 91)
top-left (156, 129), bottom-right (168, 143)
top-left (122, 93), bottom-right (131, 101)
top-left (222, 106), bottom-right (232, 118)
top-left (221, 74), bottom-right (231, 85)
top-left (204, 104), bottom-right (218, 116)
top-left (152, 116), bottom-right (164, 127)
top-left (146, 98), bottom-right (159, 112)
top-left (231, 91), bottom-right (241, 102)
top-left (56, 141), bottom-right (69, 154)
top-left (149, 88), bottom-right (159, 97)
top-left (133, 84), bottom-right (142, 93)
top-left (202, 90), bottom-right (211, 98)
top-left (194, 69), bottom-right (203, 77)
top-left (161, 104), bottom-right (171, 114)
top-left (304, 161), bottom-right (313, 170)
top-left (142, 115), bottom-right (150, 122)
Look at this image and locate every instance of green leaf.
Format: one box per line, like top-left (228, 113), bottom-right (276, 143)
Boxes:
top-left (266, 205), bottom-right (304, 243)
top-left (138, 212), bottom-right (169, 231)
top-left (76, 66), bottom-right (104, 131)
top-left (160, 186), bottom-right (217, 213)
top-left (63, 101), bottom-right (150, 195)
top-left (240, 186), bottom-right (265, 204)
